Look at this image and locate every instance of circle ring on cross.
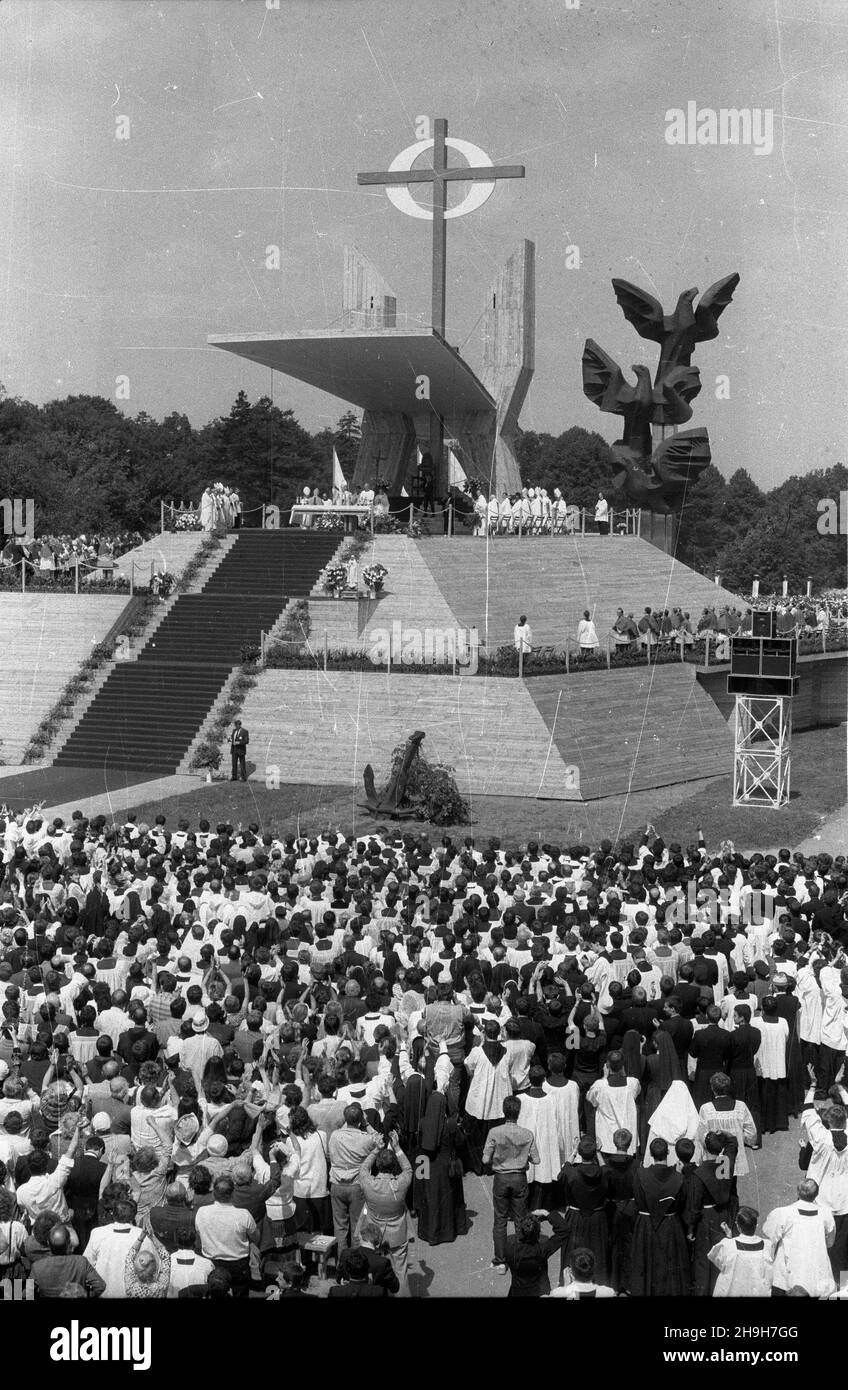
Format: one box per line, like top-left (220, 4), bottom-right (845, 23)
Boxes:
top-left (386, 138), bottom-right (495, 220)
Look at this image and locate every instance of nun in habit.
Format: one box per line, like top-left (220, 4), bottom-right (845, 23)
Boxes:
top-left (414, 1085), bottom-right (467, 1247)
top-left (643, 1077), bottom-right (700, 1165)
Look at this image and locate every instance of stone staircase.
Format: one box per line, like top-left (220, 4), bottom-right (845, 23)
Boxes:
top-left (0, 595), bottom-right (130, 764)
top-left (52, 531), bottom-right (339, 774)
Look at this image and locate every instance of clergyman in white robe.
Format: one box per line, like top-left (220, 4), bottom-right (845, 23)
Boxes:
top-left (586, 1074), bottom-right (640, 1155)
top-left (543, 1077), bottom-right (581, 1165)
top-left (708, 1232), bottom-right (775, 1297)
top-left (84, 1222), bottom-right (156, 1298)
top-left (762, 1195), bottom-right (836, 1296)
top-left (518, 1089), bottom-right (561, 1186)
top-left (199, 489), bottom-right (214, 531)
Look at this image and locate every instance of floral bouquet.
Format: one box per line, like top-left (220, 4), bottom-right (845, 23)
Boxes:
top-left (362, 562), bottom-right (388, 594)
top-left (324, 564), bottom-right (347, 594)
top-left (174, 509), bottom-right (201, 531)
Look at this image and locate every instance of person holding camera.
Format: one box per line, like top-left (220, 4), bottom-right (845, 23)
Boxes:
top-left (357, 1131), bottom-right (413, 1296)
top-left (327, 1103), bottom-right (382, 1252)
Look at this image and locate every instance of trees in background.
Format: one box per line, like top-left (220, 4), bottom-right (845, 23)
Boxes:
top-left (0, 385), bottom-right (843, 592)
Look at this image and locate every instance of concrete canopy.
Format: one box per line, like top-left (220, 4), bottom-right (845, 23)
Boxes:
top-left (207, 327), bottom-right (495, 418)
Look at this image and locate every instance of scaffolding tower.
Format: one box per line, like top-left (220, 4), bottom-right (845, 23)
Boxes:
top-left (732, 695), bottom-right (792, 808)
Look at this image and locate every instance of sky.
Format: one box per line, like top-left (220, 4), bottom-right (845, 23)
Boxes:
top-left (0, 0), bottom-right (845, 488)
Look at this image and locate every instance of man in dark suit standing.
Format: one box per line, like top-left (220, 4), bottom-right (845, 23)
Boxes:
top-left (688, 1004), bottom-right (731, 1109)
top-left (230, 718), bottom-right (249, 782)
top-left (65, 1134), bottom-right (109, 1249)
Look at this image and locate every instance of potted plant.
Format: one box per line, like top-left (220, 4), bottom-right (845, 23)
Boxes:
top-left (362, 562), bottom-right (388, 599)
top-left (324, 563), bottom-right (347, 597)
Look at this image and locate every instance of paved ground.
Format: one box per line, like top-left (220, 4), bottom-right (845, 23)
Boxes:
top-left (276, 1120), bottom-right (801, 1298)
top-left (406, 1121), bottom-right (801, 1296)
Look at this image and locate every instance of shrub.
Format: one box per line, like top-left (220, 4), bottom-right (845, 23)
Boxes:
top-left (189, 740), bottom-right (222, 771)
top-left (176, 535), bottom-right (222, 593)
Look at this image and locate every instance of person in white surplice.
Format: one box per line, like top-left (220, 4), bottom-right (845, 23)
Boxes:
top-left (542, 1055), bottom-right (581, 1166)
top-left (586, 1053), bottom-right (640, 1155)
top-left (708, 1204), bottom-right (775, 1297)
top-left (762, 1178), bottom-right (836, 1296)
top-left (199, 488), bottom-right (214, 532)
top-left (518, 1066), bottom-right (562, 1206)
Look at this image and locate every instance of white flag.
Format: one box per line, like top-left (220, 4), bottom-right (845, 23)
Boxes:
top-left (332, 448), bottom-right (347, 491)
top-left (448, 447), bottom-right (466, 487)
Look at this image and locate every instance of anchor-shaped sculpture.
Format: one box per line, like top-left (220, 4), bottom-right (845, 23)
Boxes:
top-left (361, 730), bottom-right (426, 818)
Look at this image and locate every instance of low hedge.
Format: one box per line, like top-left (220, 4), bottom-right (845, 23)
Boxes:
top-left (260, 632), bottom-right (848, 679)
top-left (0, 570), bottom-right (132, 593)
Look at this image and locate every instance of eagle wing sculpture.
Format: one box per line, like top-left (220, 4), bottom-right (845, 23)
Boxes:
top-left (694, 272), bottom-right (741, 342)
top-left (586, 271), bottom-right (738, 510)
top-left (611, 279), bottom-right (666, 342)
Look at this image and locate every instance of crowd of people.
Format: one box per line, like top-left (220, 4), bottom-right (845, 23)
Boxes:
top-left (467, 488), bottom-right (617, 536)
top-left (0, 810), bottom-right (845, 1300)
top-left (510, 598), bottom-right (848, 665)
top-left (295, 485), bottom-right (389, 515)
top-left (0, 532), bottom-right (145, 582)
top-left (291, 484), bottom-right (617, 537)
top-left (198, 485), bottom-right (242, 534)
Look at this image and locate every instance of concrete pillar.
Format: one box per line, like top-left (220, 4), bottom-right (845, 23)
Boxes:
top-left (477, 240), bottom-right (535, 496)
top-left (342, 247), bottom-right (397, 329)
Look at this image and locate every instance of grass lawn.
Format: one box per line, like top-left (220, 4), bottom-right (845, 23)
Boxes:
top-left (126, 723), bottom-right (846, 855)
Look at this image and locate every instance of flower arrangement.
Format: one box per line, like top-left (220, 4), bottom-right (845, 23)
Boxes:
top-left (174, 510), bottom-right (201, 531)
top-left (324, 563), bottom-right (347, 594)
top-left (362, 562), bottom-right (388, 594)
